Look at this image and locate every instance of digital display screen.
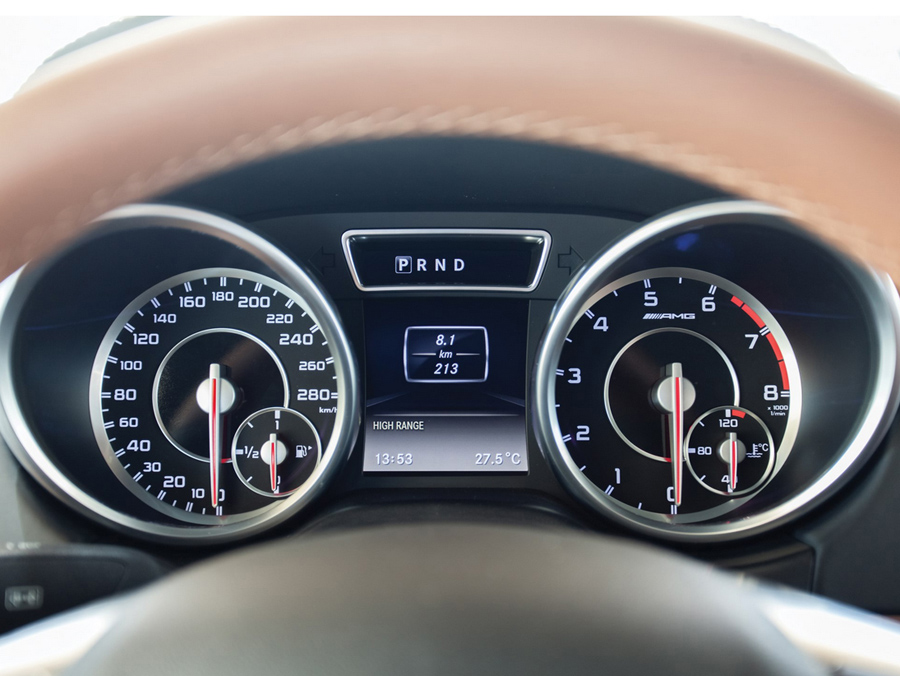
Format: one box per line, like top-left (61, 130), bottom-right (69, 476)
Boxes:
top-left (363, 299), bottom-right (528, 473)
top-left (343, 230), bottom-right (550, 290)
top-left (404, 326), bottom-right (489, 383)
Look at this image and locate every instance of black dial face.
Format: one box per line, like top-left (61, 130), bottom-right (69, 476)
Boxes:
top-left (90, 269), bottom-right (338, 524)
top-left (553, 268), bottom-right (801, 525)
top-left (232, 407), bottom-right (321, 497)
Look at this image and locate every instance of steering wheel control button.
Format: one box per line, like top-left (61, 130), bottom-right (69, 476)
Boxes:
top-left (341, 229), bottom-right (551, 291)
top-left (4, 586), bottom-right (43, 612)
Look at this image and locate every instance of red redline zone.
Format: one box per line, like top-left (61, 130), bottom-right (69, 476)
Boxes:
top-left (779, 361), bottom-right (790, 389)
top-left (729, 409), bottom-right (746, 419)
top-left (766, 332), bottom-right (784, 361)
top-left (732, 295), bottom-right (790, 388)
top-left (741, 305), bottom-right (765, 328)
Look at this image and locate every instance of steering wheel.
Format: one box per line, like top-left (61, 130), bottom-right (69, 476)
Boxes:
top-left (0, 17), bottom-right (899, 675)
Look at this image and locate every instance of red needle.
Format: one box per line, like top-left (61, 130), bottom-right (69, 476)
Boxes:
top-left (208, 363), bottom-right (222, 509)
top-left (269, 433), bottom-right (278, 494)
top-left (730, 433), bottom-right (738, 492)
top-left (673, 374), bottom-right (683, 506)
top-left (653, 362), bottom-right (691, 509)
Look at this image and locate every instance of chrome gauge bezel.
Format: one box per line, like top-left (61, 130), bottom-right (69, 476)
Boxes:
top-left (533, 201), bottom-right (900, 542)
top-left (230, 407), bottom-right (323, 498)
top-left (89, 269), bottom-right (308, 526)
top-left (0, 205), bottom-right (361, 544)
top-left (572, 267), bottom-right (803, 525)
top-left (684, 406), bottom-right (777, 498)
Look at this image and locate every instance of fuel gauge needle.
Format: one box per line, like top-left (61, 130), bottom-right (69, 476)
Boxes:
top-left (269, 433), bottom-right (279, 494)
top-left (208, 363), bottom-right (223, 508)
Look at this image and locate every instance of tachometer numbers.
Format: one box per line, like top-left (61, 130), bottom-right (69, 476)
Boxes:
top-left (551, 268), bottom-right (800, 524)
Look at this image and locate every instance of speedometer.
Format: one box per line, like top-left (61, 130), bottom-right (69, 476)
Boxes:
top-left (90, 268), bottom-right (340, 524)
top-left (550, 268), bottom-right (800, 524)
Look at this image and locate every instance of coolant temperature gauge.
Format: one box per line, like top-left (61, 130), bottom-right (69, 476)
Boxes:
top-left (232, 408), bottom-right (321, 497)
top-left (685, 407), bottom-right (775, 496)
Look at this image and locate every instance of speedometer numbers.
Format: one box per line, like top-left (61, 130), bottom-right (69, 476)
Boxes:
top-left (550, 269), bottom-right (800, 525)
top-left (92, 269), bottom-right (339, 524)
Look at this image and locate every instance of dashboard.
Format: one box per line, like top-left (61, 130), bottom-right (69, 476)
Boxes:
top-left (0, 130), bottom-right (898, 615)
top-left (5, 199), bottom-right (897, 542)
top-left (6, 16), bottom-right (900, 676)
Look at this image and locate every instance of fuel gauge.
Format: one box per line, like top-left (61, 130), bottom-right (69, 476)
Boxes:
top-left (685, 407), bottom-right (775, 496)
top-left (232, 408), bottom-right (321, 497)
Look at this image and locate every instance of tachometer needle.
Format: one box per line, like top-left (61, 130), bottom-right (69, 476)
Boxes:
top-left (651, 362), bottom-right (695, 508)
top-left (269, 433), bottom-right (279, 494)
top-left (668, 363), bottom-right (684, 506)
top-left (208, 363), bottom-right (223, 508)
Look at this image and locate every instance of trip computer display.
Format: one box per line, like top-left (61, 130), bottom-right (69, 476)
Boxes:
top-left (404, 326), bottom-right (489, 383)
top-left (363, 299), bottom-right (528, 472)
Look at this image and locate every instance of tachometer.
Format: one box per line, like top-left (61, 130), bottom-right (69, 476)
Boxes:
top-left (531, 200), bottom-right (900, 542)
top-left (551, 268), bottom-right (800, 523)
top-left (536, 263), bottom-right (802, 537)
top-left (90, 268), bottom-right (341, 524)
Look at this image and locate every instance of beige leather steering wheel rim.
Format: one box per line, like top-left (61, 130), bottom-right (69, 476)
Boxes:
top-left (1, 17), bottom-right (899, 280)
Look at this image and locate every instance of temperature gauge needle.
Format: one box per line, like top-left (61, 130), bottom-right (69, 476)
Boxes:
top-left (728, 432), bottom-right (738, 492)
top-left (269, 433), bottom-right (279, 494)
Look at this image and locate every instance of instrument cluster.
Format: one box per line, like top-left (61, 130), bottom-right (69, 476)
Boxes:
top-left (0, 201), bottom-right (896, 544)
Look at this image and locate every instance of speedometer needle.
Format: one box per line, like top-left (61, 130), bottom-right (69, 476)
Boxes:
top-left (197, 364), bottom-right (237, 510)
top-left (208, 363), bottom-right (223, 508)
